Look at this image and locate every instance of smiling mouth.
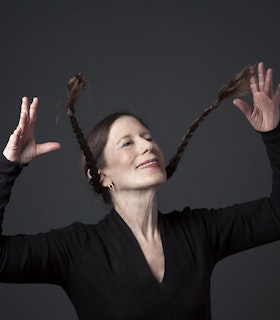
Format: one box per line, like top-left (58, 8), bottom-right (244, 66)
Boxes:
top-left (136, 159), bottom-right (160, 169)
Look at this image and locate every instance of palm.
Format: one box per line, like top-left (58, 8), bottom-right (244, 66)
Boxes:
top-left (15, 124), bottom-right (37, 163)
top-left (3, 97), bottom-right (60, 163)
top-left (233, 62), bottom-right (280, 132)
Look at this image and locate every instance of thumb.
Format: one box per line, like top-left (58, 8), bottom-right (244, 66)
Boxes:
top-left (233, 99), bottom-right (252, 119)
top-left (36, 142), bottom-right (61, 157)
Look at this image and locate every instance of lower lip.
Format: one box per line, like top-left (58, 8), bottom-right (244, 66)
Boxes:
top-left (138, 163), bottom-right (160, 169)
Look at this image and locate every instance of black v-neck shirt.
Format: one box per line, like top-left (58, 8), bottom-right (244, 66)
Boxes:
top-left (1, 126), bottom-right (280, 319)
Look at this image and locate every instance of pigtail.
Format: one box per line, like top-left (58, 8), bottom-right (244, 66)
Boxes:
top-left (165, 64), bottom-right (255, 179)
top-left (65, 74), bottom-right (102, 193)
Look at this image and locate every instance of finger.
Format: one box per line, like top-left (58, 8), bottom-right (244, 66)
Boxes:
top-left (250, 67), bottom-right (259, 94)
top-left (272, 83), bottom-right (280, 107)
top-left (233, 99), bottom-right (253, 119)
top-left (29, 97), bottom-right (38, 125)
top-left (257, 62), bottom-right (265, 91)
top-left (3, 126), bottom-right (23, 162)
top-left (264, 68), bottom-right (273, 98)
top-left (35, 142), bottom-right (61, 157)
top-left (9, 126), bottom-right (23, 145)
top-left (21, 97), bottom-right (30, 121)
top-left (17, 108), bottom-right (29, 133)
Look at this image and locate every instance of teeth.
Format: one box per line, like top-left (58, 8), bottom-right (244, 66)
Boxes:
top-left (138, 161), bottom-right (158, 168)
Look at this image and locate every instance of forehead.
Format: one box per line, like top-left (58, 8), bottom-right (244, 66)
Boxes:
top-left (108, 116), bottom-right (148, 137)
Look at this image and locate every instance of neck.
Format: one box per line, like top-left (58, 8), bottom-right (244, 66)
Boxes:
top-left (113, 190), bottom-right (159, 239)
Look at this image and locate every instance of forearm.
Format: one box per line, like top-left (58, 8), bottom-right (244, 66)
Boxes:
top-left (261, 122), bottom-right (280, 211)
top-left (196, 124), bottom-right (280, 262)
top-left (0, 154), bottom-right (24, 233)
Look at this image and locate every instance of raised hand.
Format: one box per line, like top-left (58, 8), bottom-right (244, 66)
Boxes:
top-left (3, 97), bottom-right (61, 164)
top-left (233, 62), bottom-right (280, 132)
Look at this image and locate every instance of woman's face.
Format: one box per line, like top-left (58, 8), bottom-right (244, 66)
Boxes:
top-left (100, 116), bottom-right (166, 193)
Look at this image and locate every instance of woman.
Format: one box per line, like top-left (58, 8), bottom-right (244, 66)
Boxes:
top-left (1, 62), bottom-right (280, 319)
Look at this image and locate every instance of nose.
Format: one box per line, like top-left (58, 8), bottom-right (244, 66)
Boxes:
top-left (140, 138), bottom-right (153, 154)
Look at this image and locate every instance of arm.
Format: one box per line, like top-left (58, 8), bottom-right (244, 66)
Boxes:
top-left (172, 63), bottom-right (280, 262)
top-left (1, 96), bottom-right (60, 229)
top-left (199, 62), bottom-right (280, 261)
top-left (0, 157), bottom-right (88, 284)
top-left (199, 125), bottom-right (280, 262)
top-left (0, 97), bottom-right (76, 285)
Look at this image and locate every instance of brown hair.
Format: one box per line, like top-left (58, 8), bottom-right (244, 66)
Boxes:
top-left (64, 64), bottom-right (254, 202)
top-left (64, 76), bottom-right (148, 203)
top-left (82, 111), bottom-right (148, 203)
top-left (165, 64), bottom-right (254, 178)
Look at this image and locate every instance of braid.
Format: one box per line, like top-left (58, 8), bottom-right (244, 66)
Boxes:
top-left (165, 99), bottom-right (220, 179)
top-left (165, 64), bottom-right (255, 179)
top-left (65, 74), bottom-right (102, 193)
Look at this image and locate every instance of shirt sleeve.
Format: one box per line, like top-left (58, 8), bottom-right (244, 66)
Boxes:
top-left (0, 155), bottom-right (88, 285)
top-left (0, 155), bottom-right (23, 234)
top-left (184, 124), bottom-right (280, 263)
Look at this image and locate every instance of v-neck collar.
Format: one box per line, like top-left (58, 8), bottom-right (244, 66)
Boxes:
top-left (111, 208), bottom-right (167, 285)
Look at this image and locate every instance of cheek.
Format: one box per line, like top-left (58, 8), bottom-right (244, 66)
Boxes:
top-left (155, 146), bottom-right (165, 165)
top-left (105, 152), bottom-right (134, 175)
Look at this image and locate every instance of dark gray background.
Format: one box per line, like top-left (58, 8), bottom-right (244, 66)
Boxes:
top-left (1, 0), bottom-right (280, 319)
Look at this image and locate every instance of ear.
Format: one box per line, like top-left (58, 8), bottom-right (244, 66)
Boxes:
top-left (87, 168), bottom-right (110, 187)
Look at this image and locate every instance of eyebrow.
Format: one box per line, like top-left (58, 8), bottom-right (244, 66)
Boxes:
top-left (116, 131), bottom-right (151, 144)
top-left (116, 135), bottom-right (131, 144)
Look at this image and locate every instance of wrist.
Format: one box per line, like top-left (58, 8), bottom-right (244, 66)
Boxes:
top-left (259, 121), bottom-right (280, 137)
top-left (2, 151), bottom-right (28, 167)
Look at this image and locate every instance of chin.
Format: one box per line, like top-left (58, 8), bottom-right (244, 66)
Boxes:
top-left (142, 173), bottom-right (167, 189)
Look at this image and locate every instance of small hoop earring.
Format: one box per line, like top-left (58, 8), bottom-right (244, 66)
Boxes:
top-left (108, 182), bottom-right (115, 191)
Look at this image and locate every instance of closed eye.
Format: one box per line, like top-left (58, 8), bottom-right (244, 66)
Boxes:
top-left (142, 133), bottom-right (153, 141)
top-left (122, 140), bottom-right (133, 147)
